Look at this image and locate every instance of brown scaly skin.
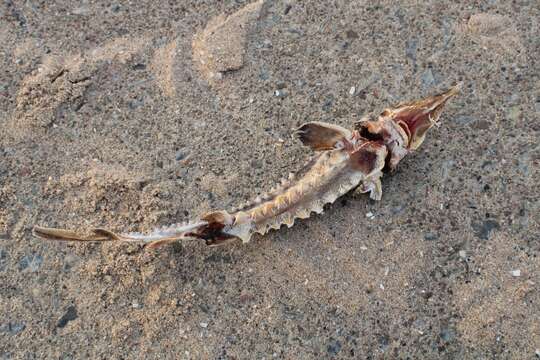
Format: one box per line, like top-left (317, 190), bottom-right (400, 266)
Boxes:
top-left (33, 84), bottom-right (460, 248)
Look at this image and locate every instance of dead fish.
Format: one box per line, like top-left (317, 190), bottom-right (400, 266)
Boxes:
top-left (34, 84), bottom-right (461, 248)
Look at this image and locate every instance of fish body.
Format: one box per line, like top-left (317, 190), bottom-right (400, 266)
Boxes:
top-left (214, 135), bottom-right (387, 245)
top-left (33, 85), bottom-right (460, 248)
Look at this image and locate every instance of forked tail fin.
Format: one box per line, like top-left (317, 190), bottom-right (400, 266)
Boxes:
top-left (33, 209), bottom-right (252, 248)
top-left (33, 221), bottom-right (210, 249)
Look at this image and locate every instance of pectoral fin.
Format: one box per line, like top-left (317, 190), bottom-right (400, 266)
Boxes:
top-left (294, 121), bottom-right (352, 151)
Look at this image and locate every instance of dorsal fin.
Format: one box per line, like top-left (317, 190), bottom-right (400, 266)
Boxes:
top-left (294, 122), bottom-right (352, 151)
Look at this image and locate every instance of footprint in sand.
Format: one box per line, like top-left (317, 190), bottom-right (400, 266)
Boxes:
top-left (8, 36), bottom-right (150, 140)
top-left (456, 13), bottom-right (524, 57)
top-left (9, 0), bottom-right (267, 141)
top-left (192, 0), bottom-right (264, 84)
top-left (145, 0), bottom-right (268, 116)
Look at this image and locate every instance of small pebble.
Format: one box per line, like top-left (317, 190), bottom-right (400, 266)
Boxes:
top-left (132, 63), bottom-right (146, 70)
top-left (284, 4), bottom-right (292, 15)
top-left (424, 233), bottom-right (438, 241)
top-left (472, 219), bottom-right (500, 240)
top-left (326, 339), bottom-right (342, 356)
top-left (132, 301), bottom-right (142, 309)
top-left (440, 327), bottom-right (455, 342)
top-left (57, 306), bottom-right (78, 328)
top-left (391, 205), bottom-right (406, 214)
top-left (274, 89), bottom-right (287, 98)
top-left (175, 148), bottom-right (188, 161)
top-left (0, 249), bottom-right (7, 272)
top-left (349, 86), bottom-right (356, 95)
top-left (511, 269), bottom-right (521, 277)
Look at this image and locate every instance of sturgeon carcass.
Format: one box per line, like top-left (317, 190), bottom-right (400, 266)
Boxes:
top-left (34, 85), bottom-right (460, 248)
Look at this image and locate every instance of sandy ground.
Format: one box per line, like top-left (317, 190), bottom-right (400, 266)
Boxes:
top-left (1, 0), bottom-right (539, 359)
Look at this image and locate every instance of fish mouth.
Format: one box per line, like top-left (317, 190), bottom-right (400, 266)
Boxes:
top-left (392, 83), bottom-right (461, 149)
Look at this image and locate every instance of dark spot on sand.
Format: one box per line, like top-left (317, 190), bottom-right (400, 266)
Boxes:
top-left (346, 30), bottom-right (359, 39)
top-left (57, 306), bottom-right (78, 328)
top-left (327, 339), bottom-right (342, 355)
top-left (0, 322), bottom-right (26, 335)
top-left (472, 219), bottom-right (500, 240)
top-left (284, 4), bottom-right (292, 15)
top-left (132, 63), bottom-right (146, 70)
